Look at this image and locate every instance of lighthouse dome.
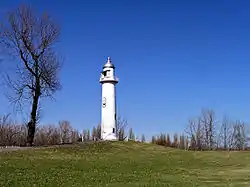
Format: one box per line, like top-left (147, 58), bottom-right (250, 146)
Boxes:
top-left (103, 56), bottom-right (115, 68)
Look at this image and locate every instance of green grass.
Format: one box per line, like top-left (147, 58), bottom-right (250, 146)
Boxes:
top-left (0, 141), bottom-right (250, 187)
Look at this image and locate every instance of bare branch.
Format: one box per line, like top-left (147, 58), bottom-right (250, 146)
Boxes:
top-left (116, 116), bottom-right (128, 140)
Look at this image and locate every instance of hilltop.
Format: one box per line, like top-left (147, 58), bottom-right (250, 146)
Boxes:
top-left (0, 141), bottom-right (249, 186)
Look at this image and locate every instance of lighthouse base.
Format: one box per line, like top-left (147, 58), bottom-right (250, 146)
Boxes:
top-left (102, 132), bottom-right (117, 141)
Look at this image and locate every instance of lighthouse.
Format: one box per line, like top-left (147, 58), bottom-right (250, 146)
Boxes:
top-left (99, 56), bottom-right (119, 141)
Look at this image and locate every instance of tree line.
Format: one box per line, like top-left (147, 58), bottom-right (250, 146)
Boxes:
top-left (152, 109), bottom-right (250, 151)
top-left (1, 108), bottom-right (249, 151)
top-left (0, 114), bottom-right (130, 146)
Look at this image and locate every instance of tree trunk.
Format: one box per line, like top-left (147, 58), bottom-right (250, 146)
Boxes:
top-left (26, 81), bottom-right (40, 146)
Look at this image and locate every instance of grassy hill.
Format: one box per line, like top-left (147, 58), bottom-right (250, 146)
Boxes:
top-left (0, 141), bottom-right (250, 187)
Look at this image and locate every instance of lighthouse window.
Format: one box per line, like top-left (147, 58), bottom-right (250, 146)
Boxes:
top-left (102, 70), bottom-right (110, 77)
top-left (102, 71), bottom-right (107, 77)
top-left (113, 128), bottom-right (115, 133)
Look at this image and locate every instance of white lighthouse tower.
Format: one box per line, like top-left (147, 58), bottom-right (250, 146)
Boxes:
top-left (99, 56), bottom-right (119, 141)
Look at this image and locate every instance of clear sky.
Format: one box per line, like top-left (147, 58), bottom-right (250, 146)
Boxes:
top-left (0, 0), bottom-right (250, 139)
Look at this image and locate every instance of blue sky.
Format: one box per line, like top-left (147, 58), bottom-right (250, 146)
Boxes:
top-left (0, 0), bottom-right (250, 139)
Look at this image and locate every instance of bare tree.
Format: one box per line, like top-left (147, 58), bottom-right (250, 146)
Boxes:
top-left (86, 129), bottom-right (90, 141)
top-left (116, 116), bottom-right (128, 141)
top-left (90, 125), bottom-right (101, 141)
top-left (82, 129), bottom-right (88, 142)
top-left (179, 134), bottom-right (185, 150)
top-left (141, 134), bottom-right (146, 143)
top-left (151, 135), bottom-right (156, 144)
top-left (172, 133), bottom-right (179, 148)
top-left (92, 126), bottom-right (97, 141)
top-left (96, 124), bottom-right (101, 140)
top-left (185, 136), bottom-right (189, 150)
top-left (200, 109), bottom-right (216, 150)
top-left (185, 118), bottom-right (204, 150)
top-left (185, 109), bottom-right (217, 150)
top-left (167, 134), bottom-right (172, 146)
top-left (0, 114), bottom-right (27, 146)
top-left (48, 125), bottom-right (61, 145)
top-left (128, 127), bottom-right (135, 141)
top-left (231, 120), bottom-right (248, 150)
top-left (218, 116), bottom-right (233, 150)
top-left (59, 120), bottom-right (72, 144)
top-left (0, 4), bottom-right (62, 146)
top-left (0, 114), bottom-right (18, 146)
top-left (217, 117), bottom-right (248, 150)
top-left (70, 129), bottom-right (80, 143)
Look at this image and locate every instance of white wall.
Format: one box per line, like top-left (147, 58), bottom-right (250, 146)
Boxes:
top-left (101, 82), bottom-right (116, 140)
